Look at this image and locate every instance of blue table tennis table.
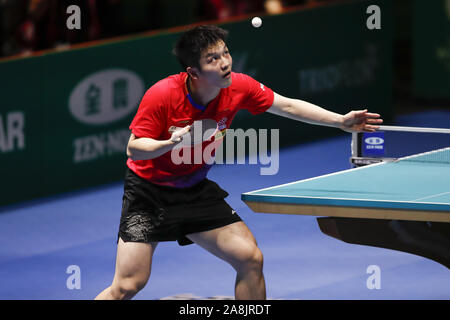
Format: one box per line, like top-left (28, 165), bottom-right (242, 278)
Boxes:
top-left (242, 147), bottom-right (450, 268)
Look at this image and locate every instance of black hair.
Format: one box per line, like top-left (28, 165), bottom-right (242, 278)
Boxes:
top-left (173, 25), bottom-right (229, 70)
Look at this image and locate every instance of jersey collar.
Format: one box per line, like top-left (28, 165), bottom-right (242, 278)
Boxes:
top-left (186, 93), bottom-right (207, 111)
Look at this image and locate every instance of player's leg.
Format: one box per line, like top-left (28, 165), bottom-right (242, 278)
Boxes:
top-left (186, 221), bottom-right (266, 300)
top-left (95, 238), bottom-right (158, 300)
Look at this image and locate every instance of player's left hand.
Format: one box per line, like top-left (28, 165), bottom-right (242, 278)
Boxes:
top-left (340, 109), bottom-right (383, 133)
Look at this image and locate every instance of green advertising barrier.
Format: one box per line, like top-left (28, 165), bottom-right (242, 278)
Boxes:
top-left (0, 0), bottom-right (393, 207)
top-left (0, 58), bottom-right (46, 204)
top-left (413, 0), bottom-right (450, 99)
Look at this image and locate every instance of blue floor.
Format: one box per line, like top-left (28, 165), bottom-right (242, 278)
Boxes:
top-left (0, 111), bottom-right (449, 300)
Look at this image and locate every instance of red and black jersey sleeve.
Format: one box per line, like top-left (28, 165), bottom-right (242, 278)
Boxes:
top-left (129, 80), bottom-right (169, 139)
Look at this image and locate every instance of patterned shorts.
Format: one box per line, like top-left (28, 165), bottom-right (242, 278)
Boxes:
top-left (118, 168), bottom-right (242, 246)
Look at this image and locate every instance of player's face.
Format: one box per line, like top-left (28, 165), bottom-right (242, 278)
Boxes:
top-left (197, 41), bottom-right (232, 88)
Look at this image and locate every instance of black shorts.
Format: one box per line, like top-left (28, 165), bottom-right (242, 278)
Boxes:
top-left (118, 168), bottom-right (242, 246)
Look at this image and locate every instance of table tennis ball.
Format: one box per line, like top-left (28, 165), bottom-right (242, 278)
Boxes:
top-left (252, 17), bottom-right (262, 28)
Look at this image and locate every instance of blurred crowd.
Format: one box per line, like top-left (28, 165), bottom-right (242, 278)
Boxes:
top-left (0, 0), bottom-right (332, 58)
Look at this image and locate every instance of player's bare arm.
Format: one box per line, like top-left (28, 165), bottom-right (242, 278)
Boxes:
top-left (126, 126), bottom-right (191, 161)
top-left (267, 92), bottom-right (383, 133)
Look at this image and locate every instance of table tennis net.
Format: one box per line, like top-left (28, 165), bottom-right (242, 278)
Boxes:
top-left (396, 147), bottom-right (450, 165)
top-left (351, 126), bottom-right (450, 167)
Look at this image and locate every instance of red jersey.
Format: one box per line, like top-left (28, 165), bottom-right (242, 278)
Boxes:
top-left (127, 72), bottom-right (274, 187)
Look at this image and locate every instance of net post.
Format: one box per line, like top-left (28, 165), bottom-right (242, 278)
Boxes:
top-left (351, 132), bottom-right (358, 158)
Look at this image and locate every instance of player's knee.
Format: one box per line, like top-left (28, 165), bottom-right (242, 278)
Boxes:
top-left (113, 278), bottom-right (147, 300)
top-left (251, 247), bottom-right (264, 270)
top-left (236, 245), bottom-right (264, 273)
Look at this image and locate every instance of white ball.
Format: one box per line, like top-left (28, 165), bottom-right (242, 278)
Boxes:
top-left (252, 17), bottom-right (262, 28)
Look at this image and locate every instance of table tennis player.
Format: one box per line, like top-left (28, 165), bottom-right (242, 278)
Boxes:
top-left (95, 25), bottom-right (382, 300)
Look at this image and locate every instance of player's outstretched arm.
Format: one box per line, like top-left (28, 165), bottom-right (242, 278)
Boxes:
top-left (267, 92), bottom-right (382, 133)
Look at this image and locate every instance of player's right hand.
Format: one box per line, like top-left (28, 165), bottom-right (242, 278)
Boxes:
top-left (170, 125), bottom-right (191, 143)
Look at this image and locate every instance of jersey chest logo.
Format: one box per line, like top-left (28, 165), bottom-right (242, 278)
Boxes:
top-left (217, 117), bottom-right (228, 130)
